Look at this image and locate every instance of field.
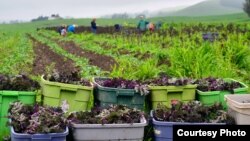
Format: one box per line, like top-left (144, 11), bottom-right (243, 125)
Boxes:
top-left (0, 13), bottom-right (249, 89)
top-left (0, 12), bottom-right (250, 140)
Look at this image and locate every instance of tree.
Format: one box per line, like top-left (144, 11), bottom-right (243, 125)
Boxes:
top-left (243, 0), bottom-right (250, 17)
top-left (111, 13), bottom-right (129, 19)
top-left (31, 16), bottom-right (49, 22)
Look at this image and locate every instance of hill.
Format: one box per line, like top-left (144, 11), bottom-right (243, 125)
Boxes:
top-left (167, 0), bottom-right (245, 16)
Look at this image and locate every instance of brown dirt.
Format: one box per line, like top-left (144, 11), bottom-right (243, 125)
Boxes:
top-left (56, 40), bottom-right (118, 71)
top-left (117, 49), bottom-right (131, 55)
top-left (157, 58), bottom-right (171, 67)
top-left (29, 36), bottom-right (78, 76)
top-left (134, 51), bottom-right (151, 60)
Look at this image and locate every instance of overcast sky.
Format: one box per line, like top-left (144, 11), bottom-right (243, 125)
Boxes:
top-left (0, 0), bottom-right (205, 22)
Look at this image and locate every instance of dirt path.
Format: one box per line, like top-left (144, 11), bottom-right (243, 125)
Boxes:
top-left (56, 40), bottom-right (118, 71)
top-left (29, 36), bottom-right (78, 75)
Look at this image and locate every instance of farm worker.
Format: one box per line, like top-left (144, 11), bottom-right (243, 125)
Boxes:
top-left (155, 21), bottom-right (162, 30)
top-left (91, 18), bottom-right (97, 34)
top-left (57, 24), bottom-right (67, 36)
top-left (60, 27), bottom-right (67, 36)
top-left (148, 22), bottom-right (155, 32)
top-left (67, 24), bottom-right (76, 33)
top-left (114, 24), bottom-right (122, 31)
top-left (57, 24), bottom-right (66, 35)
top-left (137, 16), bottom-right (148, 32)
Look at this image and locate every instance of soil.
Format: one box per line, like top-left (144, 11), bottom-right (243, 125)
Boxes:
top-left (56, 40), bottom-right (118, 71)
top-left (29, 36), bottom-right (78, 76)
top-left (117, 48), bottom-right (131, 55)
top-left (157, 58), bottom-right (171, 66)
top-left (134, 51), bottom-right (151, 60)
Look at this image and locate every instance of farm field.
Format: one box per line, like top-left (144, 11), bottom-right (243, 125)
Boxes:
top-left (0, 17), bottom-right (249, 87)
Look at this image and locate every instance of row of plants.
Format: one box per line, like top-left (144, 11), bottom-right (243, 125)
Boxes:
top-left (45, 23), bottom-right (250, 37)
top-left (30, 33), bottom-right (104, 78)
top-left (0, 33), bottom-right (34, 74)
top-left (39, 30), bottom-right (146, 68)
top-left (40, 30), bottom-right (166, 81)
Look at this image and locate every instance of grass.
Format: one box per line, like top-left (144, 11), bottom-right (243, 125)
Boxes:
top-left (169, 0), bottom-right (243, 16)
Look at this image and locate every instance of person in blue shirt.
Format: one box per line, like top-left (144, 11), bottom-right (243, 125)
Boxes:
top-left (67, 24), bottom-right (76, 33)
top-left (91, 18), bottom-right (97, 34)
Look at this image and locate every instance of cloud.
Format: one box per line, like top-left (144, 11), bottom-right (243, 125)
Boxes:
top-left (0, 0), bottom-right (205, 21)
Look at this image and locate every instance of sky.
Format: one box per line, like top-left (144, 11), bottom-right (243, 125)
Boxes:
top-left (0, 0), bottom-right (206, 22)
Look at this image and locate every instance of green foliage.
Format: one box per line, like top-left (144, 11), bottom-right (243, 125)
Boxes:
top-left (110, 58), bottom-right (163, 81)
top-left (1, 22), bottom-right (249, 91)
top-left (0, 33), bottom-right (33, 74)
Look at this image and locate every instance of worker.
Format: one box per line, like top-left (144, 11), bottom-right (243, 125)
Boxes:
top-left (114, 24), bottom-right (122, 32)
top-left (60, 27), bottom-right (67, 36)
top-left (155, 21), bottom-right (162, 30)
top-left (91, 18), bottom-right (97, 34)
top-left (137, 16), bottom-right (148, 32)
top-left (57, 25), bottom-right (65, 35)
top-left (148, 22), bottom-right (155, 32)
top-left (67, 24), bottom-right (76, 33)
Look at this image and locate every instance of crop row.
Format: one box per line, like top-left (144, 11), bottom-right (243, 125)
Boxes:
top-left (29, 33), bottom-right (103, 78)
top-left (0, 33), bottom-right (34, 74)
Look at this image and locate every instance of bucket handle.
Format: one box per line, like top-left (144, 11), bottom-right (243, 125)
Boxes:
top-left (167, 89), bottom-right (183, 93)
top-left (116, 90), bottom-right (134, 97)
top-left (61, 87), bottom-right (77, 92)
